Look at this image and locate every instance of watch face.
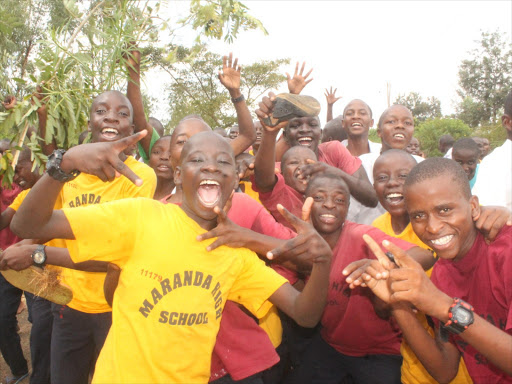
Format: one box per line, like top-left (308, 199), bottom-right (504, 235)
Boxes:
top-left (33, 251), bottom-right (45, 264)
top-left (454, 308), bottom-right (472, 324)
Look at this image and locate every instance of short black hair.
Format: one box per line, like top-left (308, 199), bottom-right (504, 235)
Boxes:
top-left (505, 90), bottom-right (512, 116)
top-left (343, 99), bottom-right (373, 119)
top-left (17, 146), bottom-right (32, 163)
top-left (376, 149), bottom-right (417, 166)
top-left (281, 145), bottom-right (317, 166)
top-left (322, 117), bottom-right (347, 142)
top-left (404, 157), bottom-right (471, 199)
top-left (305, 172), bottom-right (350, 197)
top-left (377, 104), bottom-right (412, 129)
top-left (452, 137), bottom-right (480, 157)
top-left (439, 134), bottom-right (455, 147)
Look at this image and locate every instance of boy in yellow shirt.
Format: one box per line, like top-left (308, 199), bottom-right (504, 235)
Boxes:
top-left (10, 131), bottom-right (332, 383)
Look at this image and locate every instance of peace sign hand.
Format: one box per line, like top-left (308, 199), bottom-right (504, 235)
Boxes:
top-left (267, 200), bottom-right (331, 266)
top-left (60, 130), bottom-right (148, 185)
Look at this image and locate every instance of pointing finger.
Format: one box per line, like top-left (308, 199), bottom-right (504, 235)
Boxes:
top-left (362, 234), bottom-right (393, 270)
top-left (382, 240), bottom-right (420, 269)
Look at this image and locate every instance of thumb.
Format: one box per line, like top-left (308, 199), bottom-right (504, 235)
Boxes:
top-left (301, 197), bottom-right (313, 222)
top-left (382, 240), bottom-right (419, 269)
top-left (277, 204), bottom-right (306, 233)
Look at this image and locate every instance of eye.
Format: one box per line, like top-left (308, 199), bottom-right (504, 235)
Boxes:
top-left (399, 173), bottom-right (408, 179)
top-left (335, 197), bottom-right (345, 204)
top-left (218, 158), bottom-right (231, 165)
top-left (405, 121), bottom-right (413, 126)
top-left (411, 213), bottom-right (424, 220)
top-left (190, 157), bottom-right (203, 163)
top-left (440, 207), bottom-right (451, 214)
top-left (176, 139), bottom-right (186, 145)
top-left (387, 120), bottom-right (396, 124)
top-left (96, 109), bottom-right (106, 114)
top-left (376, 175), bottom-right (389, 182)
top-left (119, 111), bottom-right (129, 117)
top-left (313, 195), bottom-right (323, 202)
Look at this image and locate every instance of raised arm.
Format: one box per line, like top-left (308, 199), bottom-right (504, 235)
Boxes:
top-left (253, 93), bottom-right (287, 192)
top-left (218, 53), bottom-right (255, 156)
top-left (324, 86), bottom-right (342, 123)
top-left (126, 49), bottom-right (156, 157)
top-left (11, 132), bottom-right (147, 240)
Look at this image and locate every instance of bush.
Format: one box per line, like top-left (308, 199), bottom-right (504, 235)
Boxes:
top-left (415, 118), bottom-right (472, 157)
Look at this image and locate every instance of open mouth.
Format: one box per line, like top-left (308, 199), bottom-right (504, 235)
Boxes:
top-left (17, 180), bottom-right (27, 188)
top-left (393, 133), bottom-right (405, 140)
top-left (430, 234), bottom-right (454, 247)
top-left (318, 213), bottom-right (337, 224)
top-left (298, 136), bottom-right (313, 146)
top-left (157, 165), bottom-right (170, 172)
top-left (101, 128), bottom-right (119, 139)
top-left (197, 179), bottom-right (221, 207)
top-left (385, 192), bottom-right (404, 205)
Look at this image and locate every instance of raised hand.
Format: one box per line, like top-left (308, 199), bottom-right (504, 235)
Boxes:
top-left (3, 95), bottom-right (17, 110)
top-left (267, 202), bottom-right (331, 266)
top-left (60, 130), bottom-right (148, 185)
top-left (218, 52), bottom-right (241, 91)
top-left (255, 92), bottom-right (288, 132)
top-left (286, 62), bottom-right (313, 94)
top-left (324, 87), bottom-right (342, 105)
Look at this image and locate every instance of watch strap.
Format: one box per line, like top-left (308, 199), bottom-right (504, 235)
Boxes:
top-left (444, 298), bottom-right (474, 334)
top-left (231, 94), bottom-right (245, 104)
top-left (47, 149), bottom-right (81, 182)
top-left (31, 244), bottom-right (47, 267)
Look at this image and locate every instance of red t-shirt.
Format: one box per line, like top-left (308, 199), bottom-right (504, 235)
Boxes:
top-left (317, 141), bottom-right (362, 175)
top-left (430, 227), bottom-right (512, 383)
top-left (320, 222), bottom-right (415, 356)
top-left (253, 173), bottom-right (304, 231)
top-left (0, 183), bottom-right (21, 250)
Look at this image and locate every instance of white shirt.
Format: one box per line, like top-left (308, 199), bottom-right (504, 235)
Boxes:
top-left (347, 152), bottom-right (424, 224)
top-left (342, 139), bottom-right (382, 155)
top-left (472, 139), bottom-right (512, 211)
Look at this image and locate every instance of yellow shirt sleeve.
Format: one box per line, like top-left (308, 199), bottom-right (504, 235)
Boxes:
top-left (8, 189), bottom-right (30, 211)
top-left (227, 250), bottom-right (288, 319)
top-left (63, 198), bottom-right (151, 268)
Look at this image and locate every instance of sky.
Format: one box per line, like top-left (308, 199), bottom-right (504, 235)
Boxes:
top-left (146, 0), bottom-right (512, 126)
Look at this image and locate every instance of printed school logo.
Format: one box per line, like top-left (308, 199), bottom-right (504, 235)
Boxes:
top-left (67, 193), bottom-right (101, 207)
top-left (138, 270), bottom-right (224, 326)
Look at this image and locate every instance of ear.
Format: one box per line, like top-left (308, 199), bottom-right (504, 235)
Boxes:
top-left (87, 121), bottom-right (91, 132)
top-left (377, 125), bottom-right (382, 138)
top-left (502, 114), bottom-right (512, 133)
top-left (174, 166), bottom-right (182, 186)
top-left (370, 118), bottom-right (375, 128)
top-left (469, 195), bottom-right (480, 220)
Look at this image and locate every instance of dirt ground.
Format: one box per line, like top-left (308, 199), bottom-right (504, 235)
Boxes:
top-left (0, 300), bottom-right (31, 384)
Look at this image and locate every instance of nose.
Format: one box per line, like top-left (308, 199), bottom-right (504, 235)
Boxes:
top-left (323, 196), bottom-right (335, 209)
top-left (201, 159), bottom-right (220, 174)
top-left (103, 110), bottom-right (119, 123)
top-left (386, 175), bottom-right (400, 187)
top-left (426, 215), bottom-right (443, 234)
top-left (160, 151), bottom-right (170, 161)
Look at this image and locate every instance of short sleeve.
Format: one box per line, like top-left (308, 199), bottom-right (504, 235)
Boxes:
top-left (63, 198), bottom-right (146, 267)
top-left (228, 250), bottom-right (287, 318)
top-left (122, 159), bottom-right (157, 199)
top-left (8, 189), bottom-right (30, 211)
top-left (318, 141), bottom-right (362, 175)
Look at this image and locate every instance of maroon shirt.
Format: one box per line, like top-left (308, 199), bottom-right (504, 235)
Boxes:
top-left (0, 183), bottom-right (21, 250)
top-left (431, 226), bottom-right (512, 383)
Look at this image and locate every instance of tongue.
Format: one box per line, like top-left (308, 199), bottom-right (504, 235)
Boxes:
top-left (198, 185), bottom-right (220, 206)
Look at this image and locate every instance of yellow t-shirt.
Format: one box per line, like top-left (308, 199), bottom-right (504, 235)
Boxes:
top-left (63, 200), bottom-right (287, 384)
top-left (372, 213), bottom-right (472, 384)
top-left (59, 156), bottom-right (156, 313)
top-left (8, 188), bottom-right (30, 211)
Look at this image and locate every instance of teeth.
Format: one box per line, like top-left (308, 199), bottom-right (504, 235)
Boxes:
top-left (394, 133), bottom-right (404, 139)
top-left (320, 214), bottom-right (335, 218)
top-left (298, 137), bottom-right (312, 142)
top-left (351, 123), bottom-right (362, 127)
top-left (431, 235), bottom-right (454, 246)
top-left (200, 180), bottom-right (219, 186)
top-left (102, 128), bottom-right (118, 134)
top-left (386, 193), bottom-right (403, 198)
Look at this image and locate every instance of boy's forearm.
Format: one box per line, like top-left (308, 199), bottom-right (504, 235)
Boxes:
top-left (291, 260), bottom-right (331, 327)
top-left (340, 167), bottom-right (378, 207)
top-left (126, 60), bottom-right (154, 154)
top-left (0, 208), bottom-right (15, 231)
top-left (392, 303), bottom-right (460, 383)
top-left (254, 130), bottom-right (279, 192)
top-left (229, 89), bottom-right (256, 156)
top-left (326, 104), bottom-right (334, 122)
top-left (11, 174), bottom-right (69, 240)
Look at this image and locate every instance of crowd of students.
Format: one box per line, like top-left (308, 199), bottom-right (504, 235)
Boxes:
top-left (0, 51), bottom-right (510, 384)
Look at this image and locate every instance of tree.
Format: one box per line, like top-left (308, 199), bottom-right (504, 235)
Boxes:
top-left (456, 30), bottom-right (512, 125)
top-left (415, 118), bottom-right (472, 157)
top-left (0, 0), bottom-right (267, 185)
top-left (394, 92), bottom-right (441, 122)
top-left (160, 44), bottom-right (289, 129)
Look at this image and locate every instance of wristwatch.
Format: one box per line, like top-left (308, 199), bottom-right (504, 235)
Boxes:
top-left (231, 94), bottom-right (245, 104)
top-left (46, 149), bottom-right (80, 182)
top-left (31, 245), bottom-right (47, 267)
top-left (443, 298), bottom-right (474, 334)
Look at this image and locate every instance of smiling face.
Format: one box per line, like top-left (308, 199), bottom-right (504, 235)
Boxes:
top-left (14, 152), bottom-right (40, 190)
top-left (406, 137), bottom-right (421, 156)
top-left (169, 119), bottom-right (210, 169)
top-left (306, 176), bottom-right (350, 241)
top-left (342, 99), bottom-right (374, 138)
top-left (281, 146), bottom-right (317, 194)
top-left (373, 151), bottom-right (417, 218)
top-left (284, 116), bottom-right (322, 154)
top-left (228, 125), bottom-right (239, 140)
top-left (88, 91), bottom-right (134, 143)
top-left (452, 148), bottom-right (479, 180)
top-left (149, 136), bottom-right (173, 180)
top-left (253, 121), bottom-right (263, 151)
top-left (405, 174), bottom-right (479, 261)
top-left (174, 132), bottom-right (238, 230)
top-left (377, 105), bottom-right (414, 151)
